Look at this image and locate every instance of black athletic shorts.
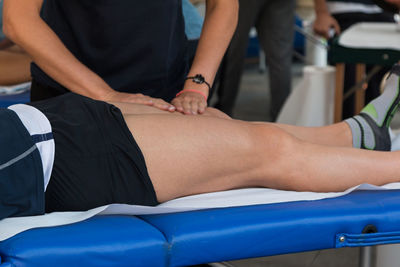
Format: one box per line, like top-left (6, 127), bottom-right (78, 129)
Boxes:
top-left (29, 93), bottom-right (159, 212)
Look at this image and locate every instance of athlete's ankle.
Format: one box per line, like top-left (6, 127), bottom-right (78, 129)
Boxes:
top-left (345, 64), bottom-right (400, 151)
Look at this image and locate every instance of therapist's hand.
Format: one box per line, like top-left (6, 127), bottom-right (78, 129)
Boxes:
top-left (171, 90), bottom-right (208, 115)
top-left (103, 91), bottom-right (176, 112)
top-left (313, 12), bottom-right (341, 39)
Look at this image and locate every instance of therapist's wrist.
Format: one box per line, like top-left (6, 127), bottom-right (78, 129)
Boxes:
top-left (183, 81), bottom-right (209, 99)
top-left (184, 74), bottom-right (211, 96)
top-left (85, 80), bottom-right (116, 101)
top-left (186, 74), bottom-right (211, 91)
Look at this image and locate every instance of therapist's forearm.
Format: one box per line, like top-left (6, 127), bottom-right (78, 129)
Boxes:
top-left (185, 0), bottom-right (238, 95)
top-left (3, 0), bottom-right (114, 100)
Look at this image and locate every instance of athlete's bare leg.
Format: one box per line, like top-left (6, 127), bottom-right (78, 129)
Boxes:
top-left (113, 65), bottom-right (400, 152)
top-left (110, 101), bottom-right (232, 119)
top-left (111, 101), bottom-right (351, 147)
top-left (121, 111), bottom-right (400, 203)
top-left (270, 123), bottom-right (352, 147)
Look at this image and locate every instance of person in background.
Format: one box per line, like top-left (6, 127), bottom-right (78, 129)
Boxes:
top-left (313, 0), bottom-right (395, 119)
top-left (0, 0), bottom-right (31, 85)
top-left (3, 0), bottom-right (238, 116)
top-left (214, 0), bottom-right (295, 121)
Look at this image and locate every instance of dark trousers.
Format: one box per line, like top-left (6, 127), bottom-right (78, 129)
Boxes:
top-left (214, 0), bottom-right (295, 120)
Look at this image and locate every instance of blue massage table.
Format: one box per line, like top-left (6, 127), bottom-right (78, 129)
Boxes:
top-left (1, 190), bottom-right (400, 267)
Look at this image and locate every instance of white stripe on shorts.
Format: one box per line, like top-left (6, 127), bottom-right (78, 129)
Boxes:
top-left (8, 104), bottom-right (55, 191)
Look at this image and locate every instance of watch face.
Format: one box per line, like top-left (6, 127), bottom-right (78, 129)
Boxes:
top-left (193, 74), bottom-right (205, 84)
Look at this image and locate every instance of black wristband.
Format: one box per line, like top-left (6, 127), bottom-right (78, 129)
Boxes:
top-left (186, 74), bottom-right (211, 90)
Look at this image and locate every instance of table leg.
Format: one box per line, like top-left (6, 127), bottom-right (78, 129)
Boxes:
top-left (355, 64), bottom-right (366, 115)
top-left (334, 63), bottom-right (345, 123)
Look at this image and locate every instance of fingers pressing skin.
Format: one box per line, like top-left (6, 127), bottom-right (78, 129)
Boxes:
top-left (102, 90), bottom-right (210, 115)
top-left (171, 91), bottom-right (208, 115)
top-left (103, 91), bottom-right (176, 112)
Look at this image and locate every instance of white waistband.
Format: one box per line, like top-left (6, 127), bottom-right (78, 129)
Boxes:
top-left (8, 104), bottom-right (55, 191)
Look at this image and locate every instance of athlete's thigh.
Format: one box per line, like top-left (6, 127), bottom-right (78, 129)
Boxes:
top-left (123, 113), bottom-right (263, 202)
top-left (110, 101), bottom-right (232, 119)
top-left (108, 102), bottom-right (174, 115)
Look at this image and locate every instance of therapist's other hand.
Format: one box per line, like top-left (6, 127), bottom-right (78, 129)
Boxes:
top-left (171, 91), bottom-right (208, 115)
top-left (103, 91), bottom-right (176, 112)
top-left (313, 12), bottom-right (341, 39)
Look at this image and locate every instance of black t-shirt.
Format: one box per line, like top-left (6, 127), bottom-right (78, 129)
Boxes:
top-left (32, 0), bottom-right (189, 101)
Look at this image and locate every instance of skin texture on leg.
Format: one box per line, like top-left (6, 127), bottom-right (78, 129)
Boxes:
top-left (272, 123), bottom-right (353, 147)
top-left (112, 101), bottom-right (352, 147)
top-left (110, 101), bottom-right (232, 119)
top-left (0, 46), bottom-right (31, 85)
top-left (111, 103), bottom-right (400, 203)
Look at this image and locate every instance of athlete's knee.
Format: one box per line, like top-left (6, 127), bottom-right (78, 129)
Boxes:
top-left (249, 124), bottom-right (303, 188)
top-left (251, 124), bottom-right (297, 163)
